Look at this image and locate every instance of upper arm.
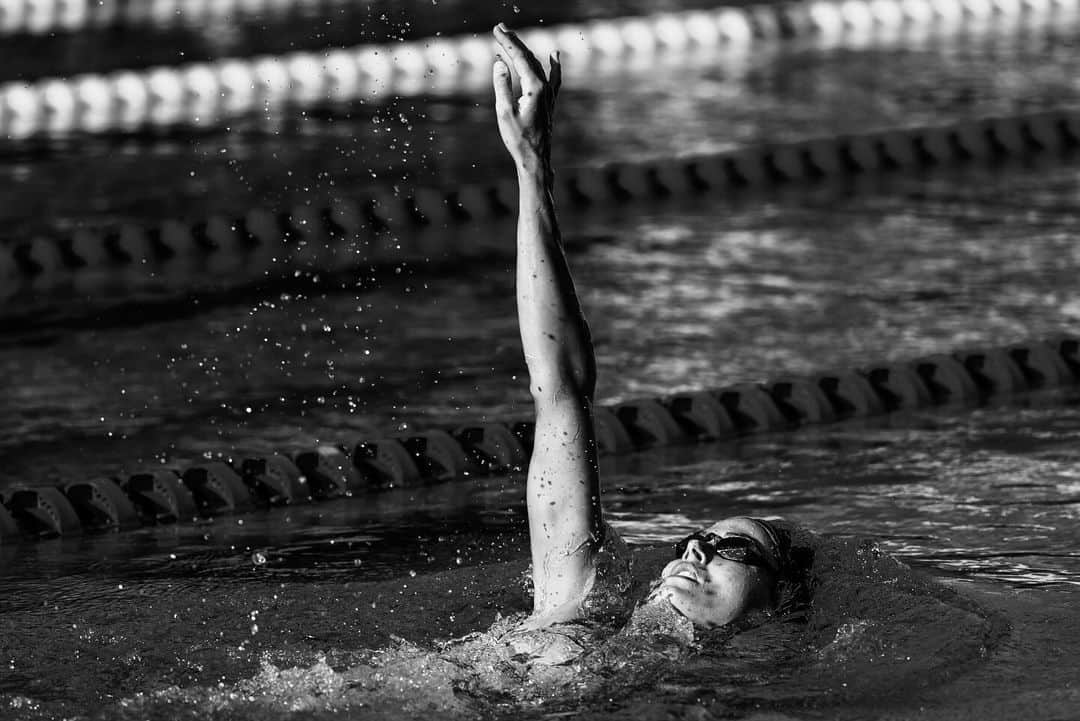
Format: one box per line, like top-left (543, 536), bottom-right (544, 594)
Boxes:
top-left (525, 378), bottom-right (603, 622)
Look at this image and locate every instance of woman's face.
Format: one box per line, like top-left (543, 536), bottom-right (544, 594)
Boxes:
top-left (654, 517), bottom-right (779, 628)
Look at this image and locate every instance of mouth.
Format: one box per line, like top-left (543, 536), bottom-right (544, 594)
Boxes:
top-left (663, 561), bottom-right (704, 585)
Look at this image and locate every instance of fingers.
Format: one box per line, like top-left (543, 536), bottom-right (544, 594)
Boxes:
top-left (492, 57), bottom-right (514, 120)
top-left (493, 23), bottom-right (546, 95)
top-left (549, 51), bottom-right (562, 99)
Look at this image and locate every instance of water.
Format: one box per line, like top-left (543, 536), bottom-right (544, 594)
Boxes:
top-left (3, 161), bottom-right (1078, 486)
top-left (2, 2), bottom-right (1080, 719)
top-left (2, 398), bottom-right (1079, 718)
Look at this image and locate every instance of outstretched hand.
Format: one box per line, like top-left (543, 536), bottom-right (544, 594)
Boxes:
top-left (492, 23), bottom-right (561, 173)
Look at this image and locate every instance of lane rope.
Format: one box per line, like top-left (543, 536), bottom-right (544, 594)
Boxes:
top-left (0, 0), bottom-right (357, 36)
top-left (1, 0), bottom-right (1077, 140)
top-left (2, 107), bottom-right (1077, 306)
top-left (4, 0), bottom-right (1068, 36)
top-left (1, 334), bottom-right (1076, 545)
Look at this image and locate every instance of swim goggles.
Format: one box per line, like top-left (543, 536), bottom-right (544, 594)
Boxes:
top-left (674, 531), bottom-right (776, 572)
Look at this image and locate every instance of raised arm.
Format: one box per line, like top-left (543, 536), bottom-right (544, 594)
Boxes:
top-left (493, 24), bottom-right (603, 627)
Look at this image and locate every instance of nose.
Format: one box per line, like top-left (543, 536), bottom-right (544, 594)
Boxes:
top-left (682, 539), bottom-right (710, 565)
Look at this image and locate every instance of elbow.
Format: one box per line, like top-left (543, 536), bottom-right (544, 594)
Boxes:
top-left (529, 355), bottom-right (596, 406)
top-left (524, 321), bottom-right (598, 405)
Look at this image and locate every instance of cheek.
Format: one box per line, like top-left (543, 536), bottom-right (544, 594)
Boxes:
top-left (656, 565), bottom-right (775, 627)
top-left (706, 565), bottom-right (771, 608)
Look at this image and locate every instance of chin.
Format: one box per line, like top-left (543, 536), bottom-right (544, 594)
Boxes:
top-left (653, 583), bottom-right (729, 628)
top-left (670, 599), bottom-right (729, 628)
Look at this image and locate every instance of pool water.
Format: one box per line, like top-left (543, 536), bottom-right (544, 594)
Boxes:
top-left (2, 396), bottom-right (1079, 719)
top-left (3, 160), bottom-right (1078, 487)
top-left (2, 1), bottom-right (1080, 719)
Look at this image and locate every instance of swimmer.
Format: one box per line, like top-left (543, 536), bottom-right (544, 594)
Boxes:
top-left (491, 23), bottom-right (810, 642)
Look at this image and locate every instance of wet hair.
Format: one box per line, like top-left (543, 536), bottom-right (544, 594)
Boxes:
top-left (755, 519), bottom-right (815, 619)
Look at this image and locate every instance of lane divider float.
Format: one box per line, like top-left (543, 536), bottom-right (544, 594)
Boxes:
top-left (0, 0), bottom-right (1074, 38)
top-left (0, 334), bottom-right (1077, 546)
top-left (2, 108), bottom-right (1078, 308)
top-left (0, 0), bottom-right (359, 36)
top-left (1, 0), bottom-right (1076, 140)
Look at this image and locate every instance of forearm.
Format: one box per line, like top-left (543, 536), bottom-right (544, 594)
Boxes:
top-left (515, 164), bottom-right (596, 401)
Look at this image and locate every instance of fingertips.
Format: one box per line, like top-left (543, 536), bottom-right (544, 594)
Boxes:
top-left (493, 25), bottom-right (523, 67)
top-left (493, 23), bottom-right (551, 101)
top-left (493, 22), bottom-right (514, 48)
top-left (492, 23), bottom-right (509, 50)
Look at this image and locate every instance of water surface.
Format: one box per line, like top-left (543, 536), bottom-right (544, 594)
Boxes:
top-left (2, 2), bottom-right (1079, 719)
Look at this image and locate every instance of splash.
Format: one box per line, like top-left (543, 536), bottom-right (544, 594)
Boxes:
top-left (102, 537), bottom-right (1005, 720)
